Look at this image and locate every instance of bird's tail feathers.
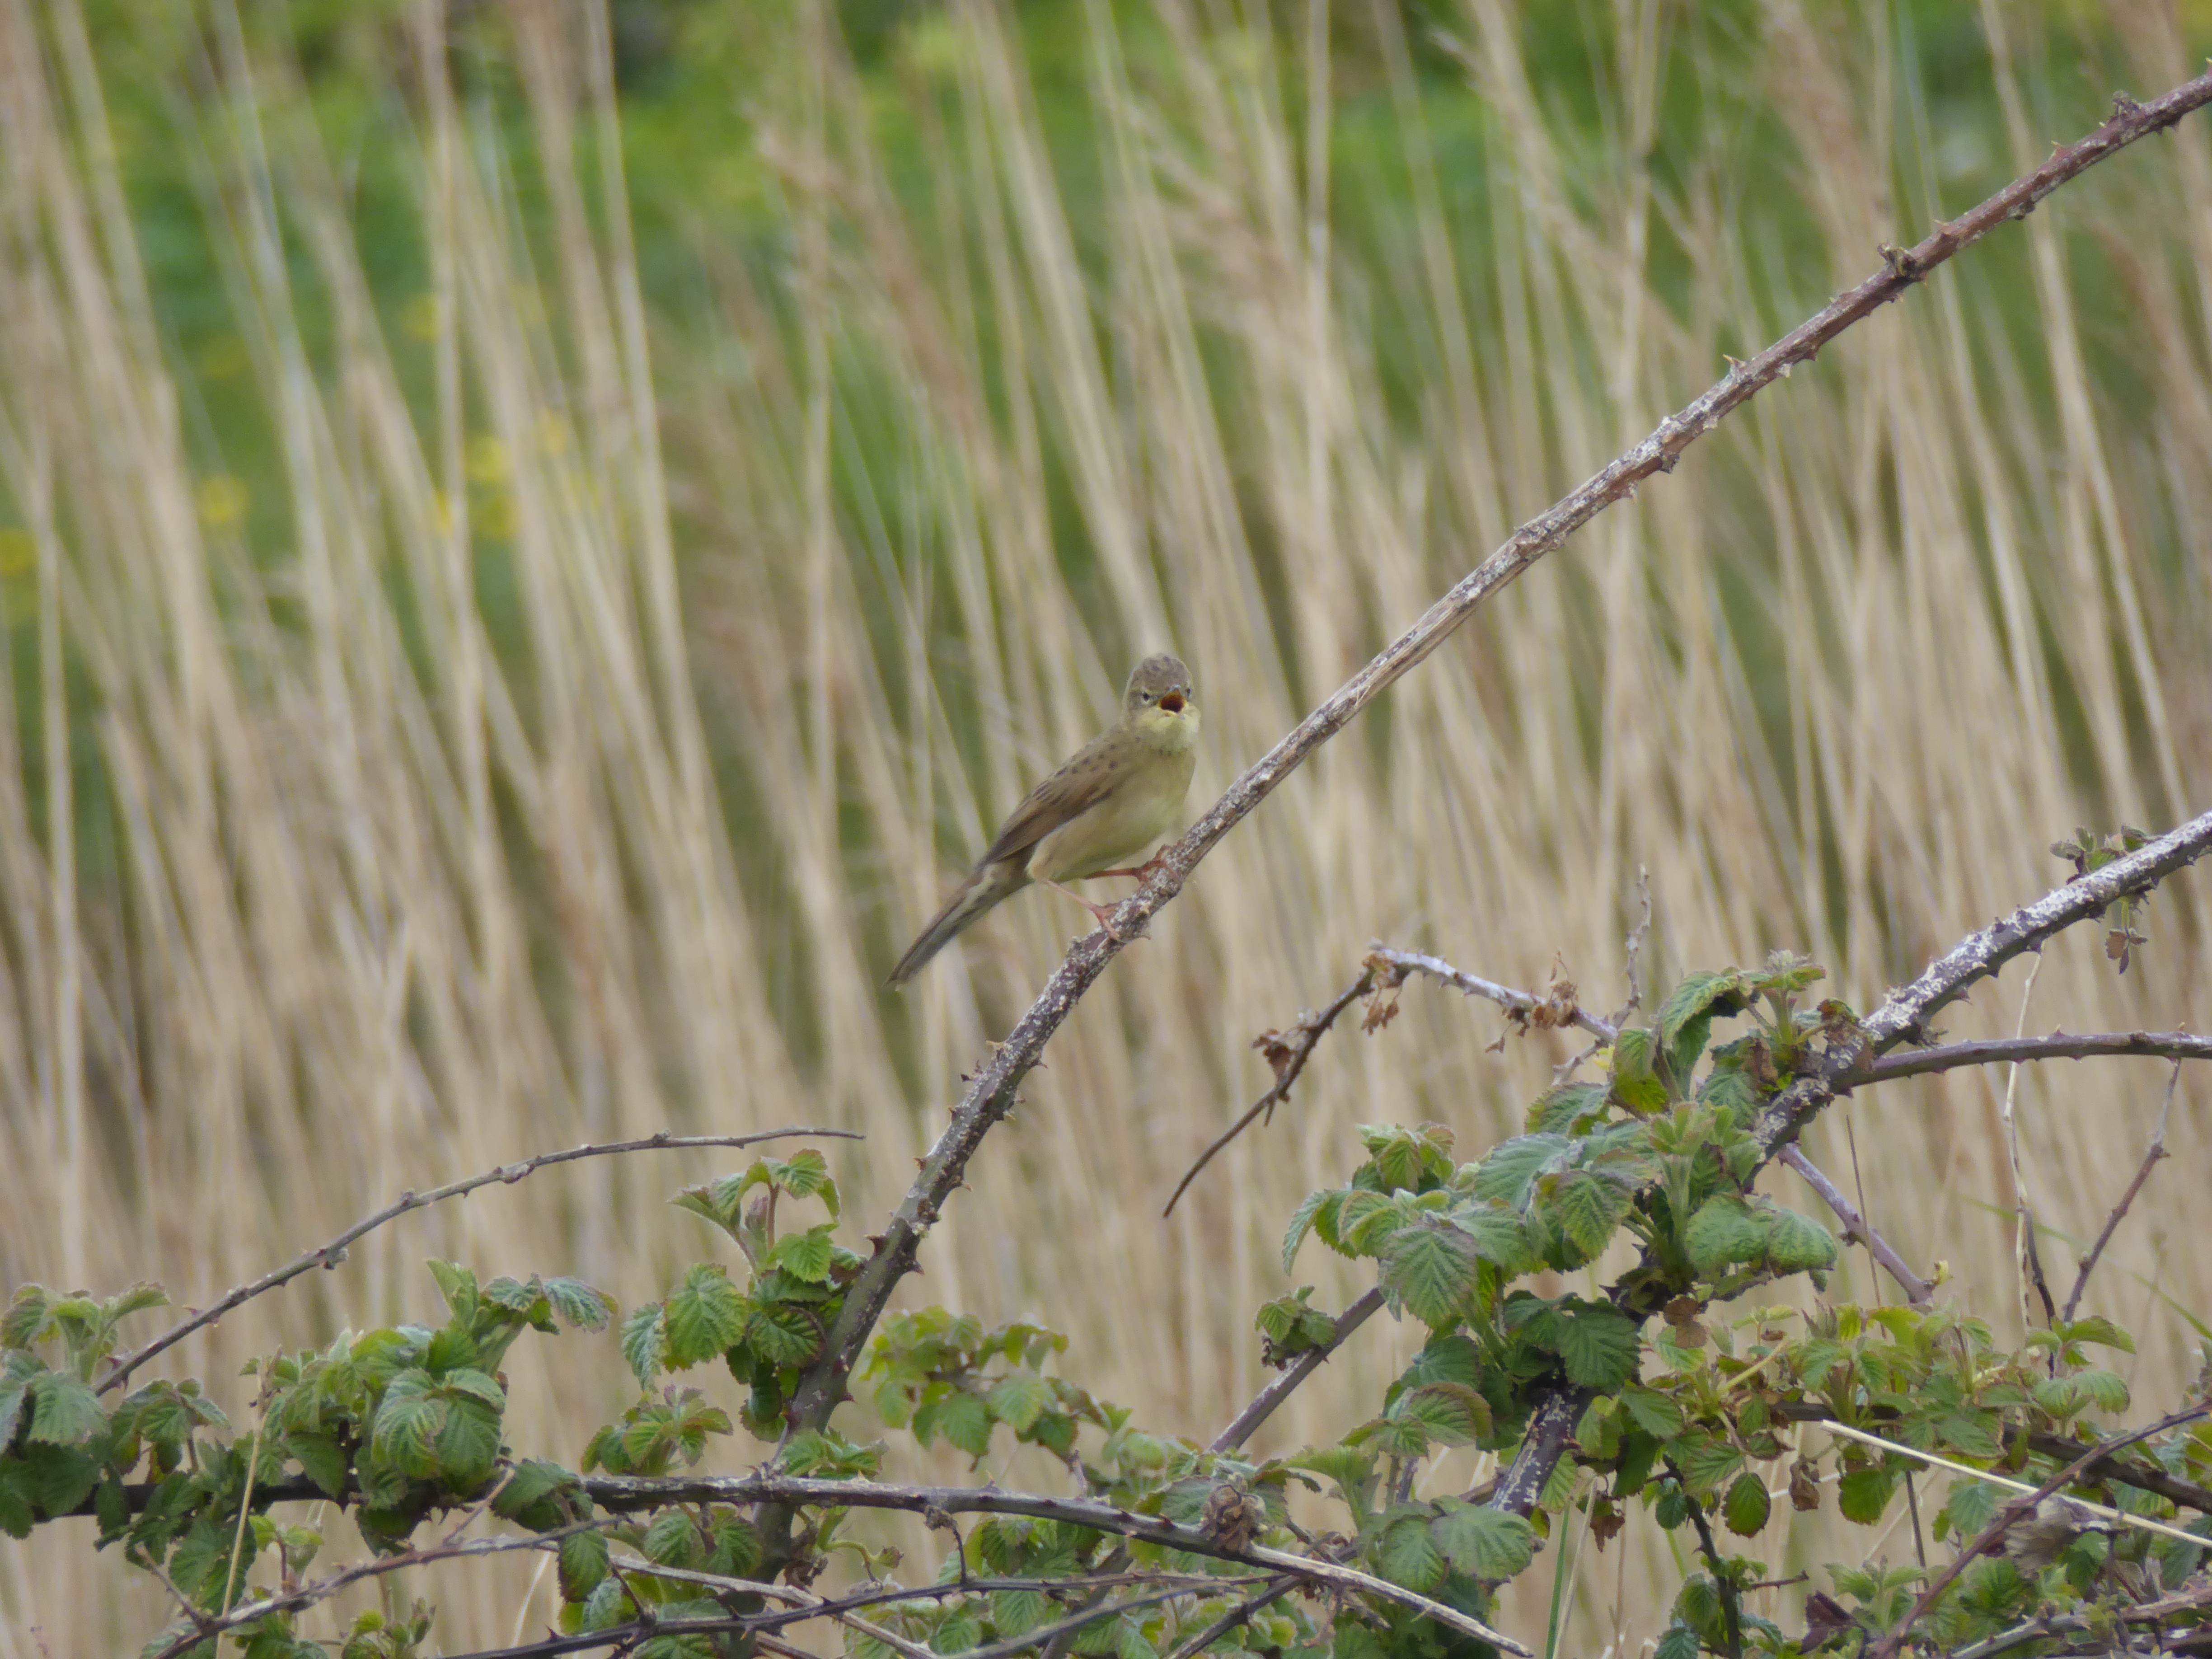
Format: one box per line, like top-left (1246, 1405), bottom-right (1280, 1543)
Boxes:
top-left (886, 863), bottom-right (1025, 987)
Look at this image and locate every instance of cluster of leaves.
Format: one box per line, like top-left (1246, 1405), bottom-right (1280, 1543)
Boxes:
top-left (0, 1265), bottom-right (608, 1656)
top-left (1271, 953), bottom-right (2211, 1657)
top-left (2051, 826), bottom-right (2155, 971)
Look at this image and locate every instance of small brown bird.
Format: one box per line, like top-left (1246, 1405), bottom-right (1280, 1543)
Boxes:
top-left (888, 654), bottom-right (1200, 987)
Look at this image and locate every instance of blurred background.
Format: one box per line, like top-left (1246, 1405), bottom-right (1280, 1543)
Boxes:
top-left (1, 0), bottom-right (2208, 1651)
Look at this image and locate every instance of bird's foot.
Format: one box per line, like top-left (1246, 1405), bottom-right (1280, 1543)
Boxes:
top-left (1040, 879), bottom-right (1146, 943)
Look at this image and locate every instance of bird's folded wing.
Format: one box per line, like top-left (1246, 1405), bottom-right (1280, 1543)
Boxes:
top-left (977, 735), bottom-right (1120, 866)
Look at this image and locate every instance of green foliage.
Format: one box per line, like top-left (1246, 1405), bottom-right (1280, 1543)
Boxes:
top-left (11, 947), bottom-right (2210, 1659)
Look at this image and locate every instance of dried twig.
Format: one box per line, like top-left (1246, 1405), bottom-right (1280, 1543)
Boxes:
top-left (1163, 965), bottom-right (1379, 1217)
top-left (102, 1127), bottom-right (857, 1393)
top-left (578, 1472), bottom-right (1531, 1655)
top-left (2060, 1060), bottom-right (2182, 1323)
top-left (1776, 1145), bottom-right (1932, 1306)
top-left (1849, 1029), bottom-right (2212, 1083)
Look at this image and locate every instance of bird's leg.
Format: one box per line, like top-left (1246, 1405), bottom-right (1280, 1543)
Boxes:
top-left (1089, 849), bottom-right (1172, 882)
top-left (1039, 879), bottom-right (1143, 943)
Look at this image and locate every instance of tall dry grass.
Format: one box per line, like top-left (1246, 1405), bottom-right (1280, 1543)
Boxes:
top-left (0, 0), bottom-right (2207, 1651)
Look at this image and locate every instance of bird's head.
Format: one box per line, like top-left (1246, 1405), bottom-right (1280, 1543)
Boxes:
top-left (1124, 653), bottom-right (1200, 750)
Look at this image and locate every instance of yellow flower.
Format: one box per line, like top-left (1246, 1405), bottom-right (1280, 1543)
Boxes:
top-left (196, 474), bottom-right (249, 530)
top-left (465, 434), bottom-right (511, 487)
top-left (401, 292), bottom-right (445, 341)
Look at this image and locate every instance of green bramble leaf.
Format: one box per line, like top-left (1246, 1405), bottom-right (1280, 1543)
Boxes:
top-left (1671, 1434), bottom-right (1743, 1497)
top-left (621, 1304), bottom-right (669, 1388)
top-left (708, 1510), bottom-right (761, 1576)
top-left (25, 1371), bottom-right (106, 1446)
top-left (774, 1149), bottom-right (841, 1216)
top-left (287, 1431), bottom-right (349, 1500)
top-left (746, 1303), bottom-right (825, 1368)
top-left (1942, 1480), bottom-right (2004, 1541)
top-left (1620, 1388), bottom-right (1683, 1440)
top-left (1608, 1026), bottom-right (1669, 1115)
top-left (1721, 1472), bottom-right (1771, 1537)
top-left (768, 1226), bottom-right (837, 1285)
top-left (1684, 1195), bottom-right (1767, 1276)
top-left (1446, 1201), bottom-right (1538, 1275)
top-left (1374, 1514), bottom-right (1445, 1592)
top-left (493, 1460), bottom-right (582, 1529)
top-left (559, 1528), bottom-right (611, 1601)
top-left (1764, 1206), bottom-right (1838, 1273)
top-left (0, 1353), bottom-right (38, 1447)
top-left (1545, 1170), bottom-right (1630, 1261)
top-left (1431, 1498), bottom-right (1535, 1579)
top-left (2057, 1317), bottom-right (2134, 1354)
top-left (1394, 1383), bottom-right (1491, 1448)
top-left (544, 1278), bottom-right (614, 1332)
top-left (1838, 1468), bottom-right (1896, 1524)
top-left (1657, 973), bottom-right (1751, 1086)
top-left (1283, 1190), bottom-right (1331, 1273)
top-left (664, 1266), bottom-right (749, 1369)
top-left (643, 1508), bottom-right (704, 1568)
top-left (1526, 1083), bottom-right (1608, 1135)
top-left (988, 1373), bottom-right (1053, 1434)
top-left (1538, 1302), bottom-right (1641, 1391)
top-left (1379, 1223), bottom-right (1480, 1329)
top-left (1470, 1134), bottom-right (1572, 1210)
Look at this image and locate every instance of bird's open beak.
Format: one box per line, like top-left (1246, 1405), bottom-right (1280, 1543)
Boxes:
top-left (1160, 692), bottom-right (1187, 714)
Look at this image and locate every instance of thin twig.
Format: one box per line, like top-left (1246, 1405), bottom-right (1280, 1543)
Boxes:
top-left (1848, 1029), bottom-right (2212, 1083)
top-left (1210, 1288), bottom-right (1385, 1452)
top-left (1664, 1460), bottom-right (1743, 1659)
top-left (1776, 1145), bottom-right (1932, 1306)
top-left (1162, 1578), bottom-right (1298, 1659)
top-left (101, 1128), bottom-right (857, 1392)
top-left (2001, 953), bottom-right (2049, 1331)
top-left (1811, 1420), bottom-right (2209, 1550)
top-left (1164, 965), bottom-right (1378, 1217)
top-left (147, 1518), bottom-right (610, 1659)
top-left (576, 1472), bottom-right (1529, 1654)
top-left (2060, 1060), bottom-right (2181, 1322)
top-left (1865, 1403), bottom-right (2212, 1659)
top-left (759, 63), bottom-right (2212, 1582)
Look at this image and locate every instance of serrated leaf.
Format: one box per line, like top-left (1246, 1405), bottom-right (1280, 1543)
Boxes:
top-left (1373, 1514), bottom-right (1445, 1591)
top-left (775, 1149), bottom-right (841, 1216)
top-left (1431, 1499), bottom-right (1535, 1579)
top-left (20, 1443), bottom-right (98, 1517)
top-left (1764, 1207), bottom-right (1838, 1273)
top-left (1546, 1304), bottom-right (1641, 1391)
top-left (1721, 1472), bottom-right (1771, 1537)
top-left (1396, 1383), bottom-right (1491, 1448)
top-left (0, 1354), bottom-right (38, 1447)
top-left (1470, 1134), bottom-right (1572, 1209)
top-left (931, 1393), bottom-right (993, 1459)
top-left (1399, 1335), bottom-right (1483, 1391)
top-left (664, 1267), bottom-right (749, 1369)
top-left (708, 1510), bottom-right (762, 1576)
top-left (168, 1515), bottom-right (234, 1607)
top-left (987, 1373), bottom-right (1053, 1433)
top-left (1620, 1388), bottom-right (1683, 1439)
top-left (1446, 1201), bottom-right (1537, 1275)
top-left (621, 1304), bottom-right (669, 1390)
top-left (1683, 1195), bottom-right (1767, 1276)
top-left (1837, 1468), bottom-right (1895, 1524)
top-left (1696, 1067), bottom-right (1763, 1123)
top-left (493, 1459), bottom-right (579, 1525)
top-left (560, 1528), bottom-right (611, 1601)
top-left (2061, 1317), bottom-right (2135, 1354)
top-left (2072, 1368), bottom-right (2131, 1413)
top-left (1283, 1190), bottom-right (1331, 1273)
top-left (1547, 1171), bottom-right (1630, 1261)
top-left (1657, 973), bottom-right (1749, 1085)
top-left (26, 1372), bottom-right (106, 1446)
top-left (288, 1432), bottom-right (350, 1500)
top-left (544, 1278), bottom-right (613, 1332)
top-left (1943, 1480), bottom-right (2004, 1540)
top-left (769, 1227), bottom-right (837, 1284)
top-left (1608, 1026), bottom-right (1669, 1114)
top-left (1654, 1623), bottom-right (1699, 1659)
top-left (1379, 1223), bottom-right (1481, 1329)
top-left (747, 1303), bottom-right (824, 1367)
top-left (1672, 1434), bottom-right (1743, 1497)
top-left (1527, 1083), bottom-right (1609, 1135)
top-left (643, 1508), bottom-right (703, 1567)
